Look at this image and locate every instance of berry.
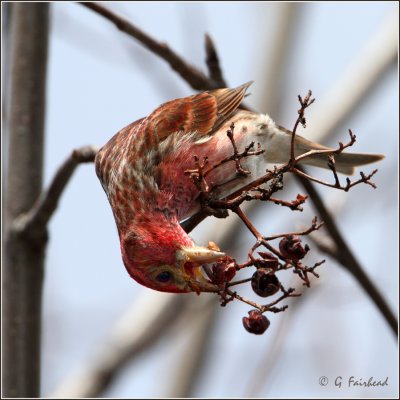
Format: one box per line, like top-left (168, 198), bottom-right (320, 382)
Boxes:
top-left (211, 260), bottom-right (236, 284)
top-left (251, 269), bottom-right (280, 297)
top-left (242, 310), bottom-right (270, 334)
top-left (279, 235), bottom-right (309, 261)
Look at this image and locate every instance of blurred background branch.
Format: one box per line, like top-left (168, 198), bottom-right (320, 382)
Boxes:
top-left (50, 292), bottom-right (186, 397)
top-left (3, 3), bottom-right (49, 397)
top-left (306, 10), bottom-right (398, 141)
top-left (15, 146), bottom-right (98, 236)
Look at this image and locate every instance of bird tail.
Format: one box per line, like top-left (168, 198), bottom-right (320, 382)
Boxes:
top-left (293, 135), bottom-right (384, 175)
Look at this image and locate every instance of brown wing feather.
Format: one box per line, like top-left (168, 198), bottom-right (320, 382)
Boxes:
top-left (211, 81), bottom-right (253, 129)
top-left (145, 81), bottom-right (252, 142)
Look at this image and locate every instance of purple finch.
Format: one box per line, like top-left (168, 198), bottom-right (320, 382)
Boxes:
top-left (95, 82), bottom-right (383, 293)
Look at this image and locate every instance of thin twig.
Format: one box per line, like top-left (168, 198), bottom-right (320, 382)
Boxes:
top-left (292, 166), bottom-right (378, 192)
top-left (227, 277), bottom-right (253, 287)
top-left (264, 216), bottom-right (323, 241)
top-left (290, 90), bottom-right (315, 163)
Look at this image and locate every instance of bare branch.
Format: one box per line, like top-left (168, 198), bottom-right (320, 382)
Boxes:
top-left (3, 3), bottom-right (49, 397)
top-left (292, 165), bottom-right (378, 192)
top-left (181, 89), bottom-right (387, 313)
top-left (264, 216), bottom-right (323, 241)
top-left (290, 90), bottom-right (315, 163)
top-left (14, 146), bottom-right (98, 238)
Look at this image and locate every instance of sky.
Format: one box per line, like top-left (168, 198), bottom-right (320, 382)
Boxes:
top-left (4, 1), bottom-right (398, 398)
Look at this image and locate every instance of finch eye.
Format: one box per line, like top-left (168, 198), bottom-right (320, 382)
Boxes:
top-left (156, 271), bottom-right (172, 283)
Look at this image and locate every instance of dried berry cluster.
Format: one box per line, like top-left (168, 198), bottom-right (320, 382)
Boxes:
top-left (185, 91), bottom-right (378, 335)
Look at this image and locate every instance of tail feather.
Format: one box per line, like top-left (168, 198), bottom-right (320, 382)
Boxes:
top-left (293, 134), bottom-right (384, 175)
top-left (273, 125), bottom-right (384, 175)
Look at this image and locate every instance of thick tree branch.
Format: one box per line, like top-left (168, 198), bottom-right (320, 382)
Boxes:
top-left (3, 3), bottom-right (49, 397)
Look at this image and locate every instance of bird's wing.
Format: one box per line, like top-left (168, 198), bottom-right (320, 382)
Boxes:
top-left (95, 82), bottom-right (252, 197)
top-left (144, 81), bottom-right (252, 142)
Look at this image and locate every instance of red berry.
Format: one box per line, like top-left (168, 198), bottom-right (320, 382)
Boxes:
top-left (251, 269), bottom-right (280, 297)
top-left (279, 235), bottom-right (308, 261)
top-left (211, 260), bottom-right (236, 284)
top-left (242, 310), bottom-right (270, 334)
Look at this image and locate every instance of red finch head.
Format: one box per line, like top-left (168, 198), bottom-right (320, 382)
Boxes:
top-left (120, 213), bottom-right (226, 293)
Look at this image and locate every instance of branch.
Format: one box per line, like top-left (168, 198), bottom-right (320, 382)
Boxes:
top-left (14, 146), bottom-right (98, 239)
top-left (292, 164), bottom-right (378, 192)
top-left (3, 3), bottom-right (49, 397)
top-left (290, 90), bottom-right (315, 162)
top-left (184, 92), bottom-right (392, 326)
top-left (204, 33), bottom-right (227, 87)
top-left (80, 2), bottom-right (217, 90)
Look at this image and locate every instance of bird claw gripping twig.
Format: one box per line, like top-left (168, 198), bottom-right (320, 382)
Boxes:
top-left (185, 91), bottom-right (379, 335)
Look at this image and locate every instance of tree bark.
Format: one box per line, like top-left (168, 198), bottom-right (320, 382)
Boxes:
top-left (3, 3), bottom-right (49, 397)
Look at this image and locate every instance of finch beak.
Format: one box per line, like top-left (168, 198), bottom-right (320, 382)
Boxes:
top-left (176, 245), bottom-right (226, 293)
top-left (177, 245), bottom-right (226, 264)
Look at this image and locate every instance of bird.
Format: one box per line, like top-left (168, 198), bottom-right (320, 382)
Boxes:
top-left (95, 82), bottom-right (383, 294)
